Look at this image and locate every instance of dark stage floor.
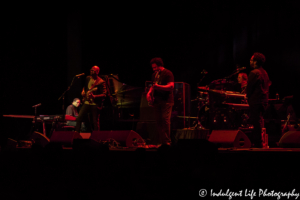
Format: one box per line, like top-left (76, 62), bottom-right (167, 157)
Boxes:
top-left (1, 142), bottom-right (300, 200)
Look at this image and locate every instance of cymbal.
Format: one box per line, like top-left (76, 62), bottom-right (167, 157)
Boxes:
top-left (198, 86), bottom-right (209, 90)
top-left (177, 116), bottom-right (198, 119)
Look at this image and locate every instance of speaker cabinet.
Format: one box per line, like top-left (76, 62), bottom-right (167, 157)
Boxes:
top-left (50, 131), bottom-right (82, 146)
top-left (91, 130), bottom-right (145, 147)
top-left (279, 131), bottom-right (300, 148)
top-left (30, 131), bottom-right (50, 147)
top-left (172, 82), bottom-right (191, 129)
top-left (136, 121), bottom-right (159, 144)
top-left (208, 130), bottom-right (251, 148)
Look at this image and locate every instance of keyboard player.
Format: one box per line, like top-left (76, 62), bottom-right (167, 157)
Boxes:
top-left (66, 98), bottom-right (80, 121)
top-left (237, 73), bottom-right (248, 94)
top-left (65, 98), bottom-right (87, 131)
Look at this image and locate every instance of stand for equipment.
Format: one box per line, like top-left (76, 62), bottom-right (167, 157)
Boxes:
top-left (58, 75), bottom-right (82, 114)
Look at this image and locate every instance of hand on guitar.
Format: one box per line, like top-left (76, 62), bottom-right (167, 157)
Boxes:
top-left (152, 83), bottom-right (159, 90)
top-left (81, 89), bottom-right (86, 97)
top-left (90, 92), bottom-right (95, 100)
top-left (146, 92), bottom-right (153, 102)
top-left (146, 86), bottom-right (154, 105)
top-left (82, 88), bottom-right (97, 103)
top-left (86, 90), bottom-right (95, 100)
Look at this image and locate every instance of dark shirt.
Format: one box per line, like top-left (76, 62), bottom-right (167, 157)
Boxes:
top-left (66, 105), bottom-right (78, 117)
top-left (151, 68), bottom-right (174, 104)
top-left (247, 67), bottom-right (270, 105)
top-left (241, 84), bottom-right (247, 94)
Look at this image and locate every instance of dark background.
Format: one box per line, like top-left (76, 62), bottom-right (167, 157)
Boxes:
top-left (2, 1), bottom-right (300, 136)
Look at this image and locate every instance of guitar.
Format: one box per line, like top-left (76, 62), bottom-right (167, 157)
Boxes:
top-left (148, 84), bottom-right (155, 106)
top-left (147, 70), bottom-right (161, 106)
top-left (82, 87), bottom-right (98, 104)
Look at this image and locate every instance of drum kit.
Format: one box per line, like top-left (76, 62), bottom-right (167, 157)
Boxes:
top-left (192, 84), bottom-right (250, 130)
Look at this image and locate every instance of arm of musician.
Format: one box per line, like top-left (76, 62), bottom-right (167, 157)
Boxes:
top-left (65, 114), bottom-right (76, 121)
top-left (246, 71), bottom-right (259, 99)
top-left (146, 86), bottom-right (154, 102)
top-left (153, 82), bottom-right (174, 91)
top-left (66, 106), bottom-right (73, 115)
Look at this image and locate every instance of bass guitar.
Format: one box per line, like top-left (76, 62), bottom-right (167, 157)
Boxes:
top-left (147, 70), bottom-right (161, 106)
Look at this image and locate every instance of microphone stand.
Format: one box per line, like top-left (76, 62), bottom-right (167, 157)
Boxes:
top-left (197, 74), bottom-right (207, 86)
top-left (224, 70), bottom-right (240, 79)
top-left (58, 76), bottom-right (80, 114)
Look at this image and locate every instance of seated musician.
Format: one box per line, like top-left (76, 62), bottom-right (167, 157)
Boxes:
top-left (66, 98), bottom-right (80, 118)
top-left (237, 73), bottom-right (248, 94)
top-left (65, 98), bottom-right (80, 126)
top-left (75, 66), bottom-right (106, 133)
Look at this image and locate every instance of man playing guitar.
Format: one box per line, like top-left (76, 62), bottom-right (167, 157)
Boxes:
top-left (75, 66), bottom-right (107, 133)
top-left (146, 57), bottom-right (174, 146)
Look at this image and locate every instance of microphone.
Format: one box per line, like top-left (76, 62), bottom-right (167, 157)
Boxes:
top-left (76, 73), bottom-right (85, 77)
top-left (201, 69), bottom-right (208, 75)
top-left (236, 67), bottom-right (246, 71)
top-left (32, 103), bottom-right (41, 108)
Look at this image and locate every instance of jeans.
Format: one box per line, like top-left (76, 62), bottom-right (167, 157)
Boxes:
top-left (249, 103), bottom-right (267, 146)
top-left (153, 102), bottom-right (173, 144)
top-left (75, 104), bottom-right (99, 133)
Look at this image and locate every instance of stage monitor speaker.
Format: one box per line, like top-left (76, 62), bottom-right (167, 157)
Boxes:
top-left (279, 131), bottom-right (300, 148)
top-left (208, 130), bottom-right (251, 148)
top-left (30, 131), bottom-right (50, 148)
top-left (136, 121), bottom-right (159, 144)
top-left (90, 130), bottom-right (145, 147)
top-left (5, 138), bottom-right (18, 149)
top-left (50, 131), bottom-right (82, 146)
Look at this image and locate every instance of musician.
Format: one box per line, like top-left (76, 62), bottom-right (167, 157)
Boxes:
top-left (66, 98), bottom-right (80, 118)
top-left (75, 66), bottom-right (107, 133)
top-left (65, 98), bottom-right (87, 130)
top-left (237, 73), bottom-right (248, 94)
top-left (247, 52), bottom-right (270, 148)
top-left (147, 57), bottom-right (174, 146)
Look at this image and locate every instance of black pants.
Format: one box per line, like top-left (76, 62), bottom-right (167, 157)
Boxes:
top-left (66, 121), bottom-right (87, 132)
top-left (75, 104), bottom-right (99, 133)
top-left (249, 103), bottom-right (267, 146)
top-left (154, 102), bottom-right (173, 144)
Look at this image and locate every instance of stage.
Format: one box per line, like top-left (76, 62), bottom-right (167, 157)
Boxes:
top-left (1, 140), bottom-right (300, 200)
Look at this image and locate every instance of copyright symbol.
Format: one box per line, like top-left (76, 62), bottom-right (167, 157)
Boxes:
top-left (199, 189), bottom-right (207, 197)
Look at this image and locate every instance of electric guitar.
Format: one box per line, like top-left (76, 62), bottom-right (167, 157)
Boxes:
top-left (148, 84), bottom-right (155, 106)
top-left (148, 71), bottom-right (161, 106)
top-left (82, 87), bottom-right (98, 104)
